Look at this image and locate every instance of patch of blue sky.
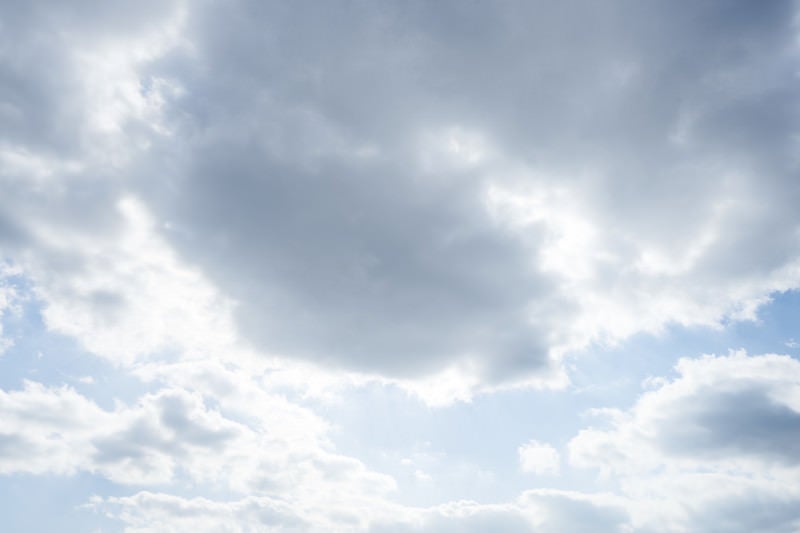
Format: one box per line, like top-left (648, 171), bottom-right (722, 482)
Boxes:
top-left (570, 288), bottom-right (800, 406)
top-left (0, 473), bottom-right (123, 533)
top-left (323, 289), bottom-right (800, 507)
top-left (0, 324), bottom-right (142, 415)
top-left (0, 283), bottom-right (147, 531)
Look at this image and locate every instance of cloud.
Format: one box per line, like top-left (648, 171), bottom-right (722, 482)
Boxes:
top-left (0, 381), bottom-right (243, 483)
top-left (0, 376), bottom-right (394, 501)
top-left (30, 196), bottom-right (240, 365)
top-left (5, 2), bottom-right (800, 531)
top-left (1, 0), bottom-right (800, 396)
top-left (88, 492), bottom-right (311, 533)
top-left (517, 490), bottom-right (635, 533)
top-left (569, 350), bottom-right (800, 532)
top-left (0, 380), bottom-right (107, 476)
top-left (0, 365), bottom-right (644, 531)
top-left (91, 388), bottom-right (245, 485)
top-left (93, 489), bottom-right (636, 533)
top-left (518, 439), bottom-right (560, 475)
top-left (125, 0), bottom-right (800, 386)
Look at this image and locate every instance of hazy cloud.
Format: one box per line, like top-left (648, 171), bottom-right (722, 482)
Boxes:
top-left (518, 439), bottom-right (560, 475)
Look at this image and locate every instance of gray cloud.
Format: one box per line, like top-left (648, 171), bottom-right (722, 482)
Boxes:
top-left (686, 491), bottom-right (800, 533)
top-left (149, 143), bottom-right (553, 379)
top-left (574, 352), bottom-right (800, 468)
top-left (138, 0), bottom-right (800, 382)
top-left (656, 387), bottom-right (800, 464)
top-left (2, 0), bottom-right (800, 389)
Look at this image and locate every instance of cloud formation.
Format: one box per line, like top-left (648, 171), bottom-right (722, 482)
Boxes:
top-left (2, 1), bottom-right (800, 531)
top-left (2, 0), bottom-right (800, 391)
top-left (570, 351), bottom-right (800, 532)
top-left (133, 0), bottom-right (800, 386)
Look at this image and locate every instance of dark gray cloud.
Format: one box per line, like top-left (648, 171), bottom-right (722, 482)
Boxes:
top-left (147, 141), bottom-right (553, 379)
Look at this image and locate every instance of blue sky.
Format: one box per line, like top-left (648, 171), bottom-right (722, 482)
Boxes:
top-left (2, 1), bottom-right (800, 531)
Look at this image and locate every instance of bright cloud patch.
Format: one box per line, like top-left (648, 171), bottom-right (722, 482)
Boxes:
top-left (518, 440), bottom-right (560, 475)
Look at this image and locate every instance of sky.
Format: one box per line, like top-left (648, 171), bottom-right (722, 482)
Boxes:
top-left (1, 0), bottom-right (800, 531)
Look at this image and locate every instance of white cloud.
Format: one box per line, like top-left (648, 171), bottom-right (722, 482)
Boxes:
top-left (93, 488), bottom-right (638, 533)
top-left (87, 492), bottom-right (311, 533)
top-left (518, 440), bottom-right (560, 475)
top-left (29, 196), bottom-right (240, 366)
top-left (0, 381), bottom-right (243, 483)
top-left (0, 377), bottom-right (395, 502)
top-left (0, 381), bottom-right (107, 476)
top-left (569, 350), bottom-right (800, 531)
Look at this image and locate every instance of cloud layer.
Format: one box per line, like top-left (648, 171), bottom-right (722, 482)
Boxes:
top-left (3, 0), bottom-right (800, 390)
top-left (2, 1), bottom-right (800, 531)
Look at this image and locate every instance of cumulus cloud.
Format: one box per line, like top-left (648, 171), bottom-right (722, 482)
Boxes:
top-left (133, 0), bottom-right (800, 386)
top-left (0, 376), bottom-right (394, 505)
top-left (0, 381), bottom-right (243, 483)
top-left (1, 0), bottom-right (799, 393)
top-left (569, 351), bottom-right (800, 532)
top-left (0, 380), bottom-right (107, 476)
